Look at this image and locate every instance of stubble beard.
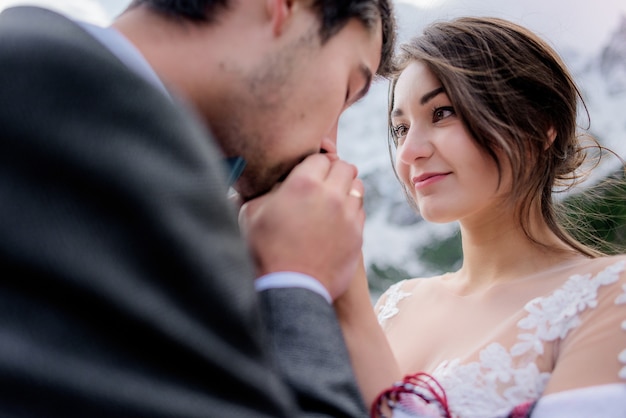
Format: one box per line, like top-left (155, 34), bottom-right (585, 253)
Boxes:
top-left (212, 95), bottom-right (296, 202)
top-left (217, 33), bottom-right (319, 201)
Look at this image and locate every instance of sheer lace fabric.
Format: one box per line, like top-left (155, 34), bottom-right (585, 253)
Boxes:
top-left (376, 258), bottom-right (626, 418)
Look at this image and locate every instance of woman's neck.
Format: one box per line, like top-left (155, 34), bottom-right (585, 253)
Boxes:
top-left (451, 210), bottom-right (583, 295)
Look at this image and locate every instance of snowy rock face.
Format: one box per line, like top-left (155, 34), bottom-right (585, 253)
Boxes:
top-left (337, 4), bottom-right (626, 295)
top-left (600, 16), bottom-right (626, 96)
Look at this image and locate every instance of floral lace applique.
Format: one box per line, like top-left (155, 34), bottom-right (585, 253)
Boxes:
top-left (432, 345), bottom-right (550, 418)
top-left (616, 280), bottom-right (626, 380)
top-left (430, 260), bottom-right (626, 418)
top-left (377, 280), bottom-right (411, 325)
top-left (512, 260), bottom-right (625, 357)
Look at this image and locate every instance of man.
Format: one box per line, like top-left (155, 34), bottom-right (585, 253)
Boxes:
top-left (0, 0), bottom-right (396, 417)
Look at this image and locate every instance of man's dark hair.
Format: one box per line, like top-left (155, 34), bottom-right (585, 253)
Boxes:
top-left (130, 0), bottom-right (396, 77)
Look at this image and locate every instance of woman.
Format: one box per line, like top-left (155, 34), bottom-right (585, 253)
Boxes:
top-left (336, 17), bottom-right (626, 418)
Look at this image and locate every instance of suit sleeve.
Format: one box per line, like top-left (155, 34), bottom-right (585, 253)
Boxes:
top-left (0, 7), bottom-right (300, 417)
top-left (259, 288), bottom-right (369, 417)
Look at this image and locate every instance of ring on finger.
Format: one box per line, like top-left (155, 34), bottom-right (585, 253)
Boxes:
top-left (349, 189), bottom-right (363, 199)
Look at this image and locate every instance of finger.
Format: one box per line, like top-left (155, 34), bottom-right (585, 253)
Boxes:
top-left (320, 137), bottom-right (339, 161)
top-left (286, 153), bottom-right (332, 183)
top-left (238, 192), bottom-right (270, 231)
top-left (347, 179), bottom-right (365, 211)
top-left (238, 200), bottom-right (253, 233)
top-left (322, 151), bottom-right (339, 162)
top-left (349, 178), bottom-right (365, 198)
top-left (326, 160), bottom-right (358, 194)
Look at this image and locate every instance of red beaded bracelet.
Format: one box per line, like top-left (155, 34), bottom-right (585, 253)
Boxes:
top-left (371, 372), bottom-right (451, 418)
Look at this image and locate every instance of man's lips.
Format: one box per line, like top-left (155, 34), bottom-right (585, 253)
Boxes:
top-left (411, 172), bottom-right (451, 189)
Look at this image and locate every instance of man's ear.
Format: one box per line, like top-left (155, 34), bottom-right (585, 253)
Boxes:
top-left (266, 0), bottom-right (294, 36)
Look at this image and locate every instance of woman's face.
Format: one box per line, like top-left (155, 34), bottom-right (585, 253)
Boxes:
top-left (391, 61), bottom-right (507, 224)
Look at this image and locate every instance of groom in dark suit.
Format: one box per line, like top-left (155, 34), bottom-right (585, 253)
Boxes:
top-left (0, 0), bottom-right (395, 416)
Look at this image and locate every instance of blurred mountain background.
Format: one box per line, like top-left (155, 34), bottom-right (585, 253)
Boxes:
top-left (337, 1), bottom-right (626, 297)
top-left (2, 0), bottom-right (625, 298)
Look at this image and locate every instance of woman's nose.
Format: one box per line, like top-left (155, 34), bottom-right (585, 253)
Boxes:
top-left (396, 128), bottom-right (433, 165)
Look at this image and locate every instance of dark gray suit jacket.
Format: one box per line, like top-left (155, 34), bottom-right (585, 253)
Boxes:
top-left (0, 7), bottom-right (366, 417)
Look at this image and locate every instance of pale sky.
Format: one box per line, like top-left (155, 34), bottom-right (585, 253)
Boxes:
top-left (0, 0), bottom-right (127, 24)
top-left (1, 0), bottom-right (624, 55)
top-left (398, 0), bottom-right (626, 55)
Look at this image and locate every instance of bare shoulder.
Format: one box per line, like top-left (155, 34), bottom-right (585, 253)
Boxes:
top-left (375, 273), bottom-right (447, 305)
top-left (568, 254), bottom-right (626, 296)
top-left (374, 278), bottom-right (416, 312)
top-left (374, 274), bottom-right (447, 326)
top-left (583, 254), bottom-right (626, 284)
top-left (557, 254), bottom-right (626, 281)
top-left (593, 254), bottom-right (626, 298)
top-left (589, 253), bottom-right (626, 267)
top-left (545, 254), bottom-right (626, 393)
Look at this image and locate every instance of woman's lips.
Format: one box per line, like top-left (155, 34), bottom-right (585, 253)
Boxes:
top-left (412, 172), bottom-right (451, 189)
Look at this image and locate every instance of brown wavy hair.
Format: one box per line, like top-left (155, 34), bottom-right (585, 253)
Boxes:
top-left (130, 0), bottom-right (397, 77)
top-left (388, 17), bottom-right (623, 257)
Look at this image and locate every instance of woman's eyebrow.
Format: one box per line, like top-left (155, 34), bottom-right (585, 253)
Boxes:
top-left (420, 86), bottom-right (445, 105)
top-left (390, 86), bottom-right (446, 118)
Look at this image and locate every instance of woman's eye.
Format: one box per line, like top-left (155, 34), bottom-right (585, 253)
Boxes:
top-left (432, 106), bottom-right (455, 122)
top-left (392, 124), bottom-right (408, 140)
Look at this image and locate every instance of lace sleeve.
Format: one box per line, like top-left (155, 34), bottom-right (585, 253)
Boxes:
top-left (375, 280), bottom-right (412, 327)
top-left (544, 259), bottom-right (626, 393)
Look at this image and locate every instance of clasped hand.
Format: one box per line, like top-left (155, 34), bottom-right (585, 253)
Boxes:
top-left (239, 153), bottom-right (365, 301)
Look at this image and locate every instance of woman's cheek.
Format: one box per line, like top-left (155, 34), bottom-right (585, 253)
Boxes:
top-left (395, 162), bottom-right (411, 190)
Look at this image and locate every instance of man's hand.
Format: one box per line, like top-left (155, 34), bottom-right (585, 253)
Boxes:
top-left (239, 153), bottom-right (365, 301)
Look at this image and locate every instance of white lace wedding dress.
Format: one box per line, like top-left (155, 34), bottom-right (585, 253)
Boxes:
top-left (375, 258), bottom-right (626, 418)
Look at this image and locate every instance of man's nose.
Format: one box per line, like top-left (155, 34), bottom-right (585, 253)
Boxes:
top-left (320, 120), bottom-right (340, 154)
top-left (327, 119), bottom-right (339, 145)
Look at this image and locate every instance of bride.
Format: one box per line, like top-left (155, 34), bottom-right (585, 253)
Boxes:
top-left (335, 16), bottom-right (626, 418)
